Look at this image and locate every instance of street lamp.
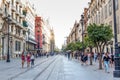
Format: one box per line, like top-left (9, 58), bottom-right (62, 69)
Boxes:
top-left (2, 34), bottom-right (5, 60)
top-left (113, 0), bottom-right (120, 77)
top-left (6, 15), bottom-right (11, 62)
top-left (80, 14), bottom-right (84, 54)
top-left (27, 29), bottom-right (30, 52)
top-left (37, 29), bottom-right (40, 56)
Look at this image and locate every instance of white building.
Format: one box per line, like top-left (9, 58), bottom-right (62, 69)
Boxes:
top-left (42, 19), bottom-right (51, 53)
top-left (0, 0), bottom-right (27, 59)
top-left (25, 1), bottom-right (36, 52)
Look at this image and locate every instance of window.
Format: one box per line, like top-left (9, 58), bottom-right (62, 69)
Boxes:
top-left (115, 0), bottom-right (119, 10)
top-left (101, 8), bottom-right (104, 23)
top-left (18, 29), bottom-right (20, 36)
top-left (15, 41), bottom-right (21, 51)
top-left (11, 26), bottom-right (13, 32)
top-left (109, 0), bottom-right (112, 16)
top-left (105, 5), bottom-right (107, 19)
top-left (109, 21), bottom-right (112, 28)
top-left (98, 12), bottom-right (100, 24)
top-left (11, 13), bottom-right (13, 19)
top-left (117, 16), bottom-right (120, 34)
top-left (12, 0), bottom-right (14, 5)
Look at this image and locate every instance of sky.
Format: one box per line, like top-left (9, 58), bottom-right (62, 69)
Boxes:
top-left (29, 0), bottom-right (90, 49)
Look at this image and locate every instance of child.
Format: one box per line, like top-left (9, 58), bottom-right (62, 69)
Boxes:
top-left (31, 53), bottom-right (35, 67)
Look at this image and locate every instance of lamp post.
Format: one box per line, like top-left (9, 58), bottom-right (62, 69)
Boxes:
top-left (37, 29), bottom-right (40, 56)
top-left (10, 37), bottom-right (13, 58)
top-left (80, 14), bottom-right (84, 54)
top-left (2, 34), bottom-right (5, 60)
top-left (27, 29), bottom-right (30, 52)
top-left (6, 15), bottom-right (11, 62)
top-left (113, 0), bottom-right (120, 77)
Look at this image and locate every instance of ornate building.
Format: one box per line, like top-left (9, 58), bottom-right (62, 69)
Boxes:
top-left (0, 0), bottom-right (27, 59)
top-left (50, 28), bottom-right (55, 54)
top-left (88, 0), bottom-right (120, 53)
top-left (66, 21), bottom-right (80, 44)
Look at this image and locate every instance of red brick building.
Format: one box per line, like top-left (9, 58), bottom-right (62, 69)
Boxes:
top-left (35, 17), bottom-right (43, 50)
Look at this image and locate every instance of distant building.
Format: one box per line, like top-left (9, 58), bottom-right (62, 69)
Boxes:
top-left (35, 16), bottom-right (43, 53)
top-left (50, 28), bottom-right (55, 54)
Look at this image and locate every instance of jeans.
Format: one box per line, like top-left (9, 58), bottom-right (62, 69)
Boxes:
top-left (31, 59), bottom-right (34, 66)
top-left (104, 61), bottom-right (109, 72)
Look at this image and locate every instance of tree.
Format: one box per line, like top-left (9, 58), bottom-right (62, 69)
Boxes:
top-left (65, 42), bottom-right (84, 51)
top-left (84, 35), bottom-right (95, 65)
top-left (87, 23), bottom-right (113, 69)
top-left (65, 43), bottom-right (76, 51)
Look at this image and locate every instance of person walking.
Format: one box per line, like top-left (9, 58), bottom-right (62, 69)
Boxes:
top-left (31, 53), bottom-right (35, 67)
top-left (110, 53), bottom-right (114, 67)
top-left (68, 51), bottom-right (71, 60)
top-left (26, 53), bottom-right (31, 68)
top-left (94, 52), bottom-right (97, 62)
top-left (103, 53), bottom-right (110, 73)
top-left (21, 52), bottom-right (25, 68)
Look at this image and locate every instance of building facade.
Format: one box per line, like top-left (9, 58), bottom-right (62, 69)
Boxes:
top-left (42, 19), bottom-right (51, 53)
top-left (50, 28), bottom-right (55, 54)
top-left (35, 16), bottom-right (43, 54)
top-left (67, 0), bottom-right (120, 54)
top-left (25, 1), bottom-right (36, 52)
top-left (88, 0), bottom-right (120, 53)
top-left (0, 0), bottom-right (28, 59)
top-left (67, 21), bottom-right (80, 44)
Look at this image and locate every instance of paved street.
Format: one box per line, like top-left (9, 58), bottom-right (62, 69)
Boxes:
top-left (0, 55), bottom-right (119, 80)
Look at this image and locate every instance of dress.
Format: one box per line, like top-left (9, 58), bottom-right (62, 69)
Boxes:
top-left (27, 55), bottom-right (31, 63)
top-left (21, 54), bottom-right (25, 61)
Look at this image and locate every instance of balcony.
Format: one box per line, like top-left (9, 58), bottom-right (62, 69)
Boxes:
top-left (0, 8), bottom-right (3, 15)
top-left (19, 2), bottom-right (23, 8)
top-left (11, 5), bottom-right (16, 12)
top-left (16, 10), bottom-right (20, 15)
top-left (22, 10), bottom-right (27, 16)
top-left (11, 18), bottom-right (17, 24)
top-left (16, 0), bottom-right (21, 4)
top-left (16, 21), bottom-right (23, 28)
top-left (23, 20), bottom-right (28, 27)
top-left (2, 14), bottom-right (8, 19)
top-left (20, 13), bottom-right (25, 18)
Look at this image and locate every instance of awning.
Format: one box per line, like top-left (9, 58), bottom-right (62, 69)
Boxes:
top-left (27, 40), bottom-right (37, 44)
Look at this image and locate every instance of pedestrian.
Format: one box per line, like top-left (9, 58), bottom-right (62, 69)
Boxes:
top-left (84, 53), bottom-right (88, 65)
top-left (68, 51), bottom-right (71, 60)
top-left (26, 52), bottom-right (31, 68)
top-left (31, 53), bottom-right (35, 67)
top-left (94, 52), bottom-right (97, 62)
top-left (80, 52), bottom-right (84, 65)
top-left (21, 52), bottom-right (25, 68)
top-left (110, 53), bottom-right (114, 67)
top-left (103, 53), bottom-right (110, 73)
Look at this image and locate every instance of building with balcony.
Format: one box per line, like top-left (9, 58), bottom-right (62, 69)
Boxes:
top-left (67, 21), bottom-right (80, 44)
top-left (25, 1), bottom-right (36, 52)
top-left (0, 0), bottom-right (28, 59)
top-left (50, 28), bottom-right (55, 54)
top-left (35, 16), bottom-right (43, 54)
top-left (42, 19), bottom-right (52, 53)
top-left (86, 0), bottom-right (120, 53)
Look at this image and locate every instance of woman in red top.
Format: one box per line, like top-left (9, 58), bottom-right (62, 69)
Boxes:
top-left (26, 53), bottom-right (31, 68)
top-left (21, 52), bottom-right (25, 68)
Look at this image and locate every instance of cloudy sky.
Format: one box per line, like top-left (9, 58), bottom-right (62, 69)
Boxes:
top-left (29, 0), bottom-right (90, 49)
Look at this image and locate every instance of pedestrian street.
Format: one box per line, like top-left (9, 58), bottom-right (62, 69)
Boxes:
top-left (0, 55), bottom-right (119, 80)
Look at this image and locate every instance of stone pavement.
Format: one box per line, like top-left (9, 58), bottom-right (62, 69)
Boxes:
top-left (0, 56), bottom-right (52, 80)
top-left (0, 55), bottom-right (120, 80)
top-left (63, 56), bottom-right (119, 80)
